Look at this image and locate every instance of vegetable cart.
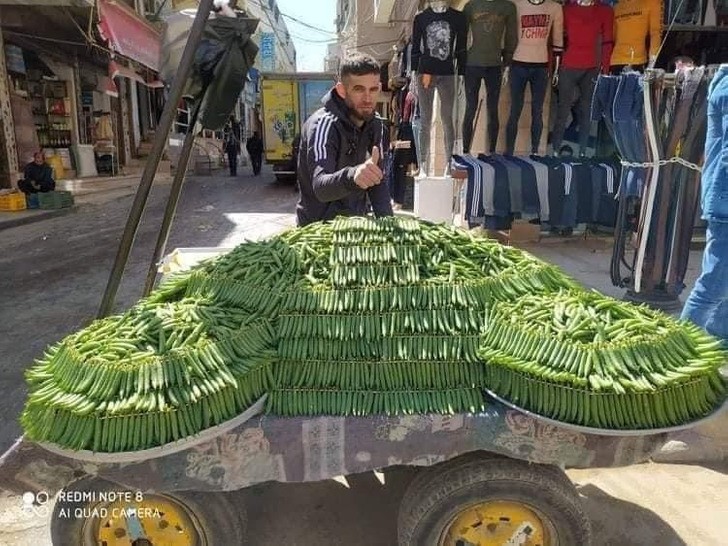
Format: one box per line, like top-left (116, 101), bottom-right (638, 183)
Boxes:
top-left (0, 393), bottom-right (672, 545)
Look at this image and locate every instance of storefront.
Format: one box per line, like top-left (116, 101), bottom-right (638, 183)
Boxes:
top-left (0, 0), bottom-right (162, 183)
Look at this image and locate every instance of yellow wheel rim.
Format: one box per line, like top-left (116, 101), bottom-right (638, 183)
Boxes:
top-left (83, 494), bottom-right (202, 546)
top-left (440, 500), bottom-right (551, 546)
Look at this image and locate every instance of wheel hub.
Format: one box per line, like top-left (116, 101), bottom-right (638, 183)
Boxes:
top-left (441, 501), bottom-right (549, 546)
top-left (84, 494), bottom-right (201, 546)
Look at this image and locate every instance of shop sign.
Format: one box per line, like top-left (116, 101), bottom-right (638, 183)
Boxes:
top-left (260, 33), bottom-right (276, 72)
top-left (4, 44), bottom-right (26, 74)
top-left (98, 0), bottom-right (161, 71)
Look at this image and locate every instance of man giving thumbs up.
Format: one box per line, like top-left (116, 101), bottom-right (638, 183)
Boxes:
top-left (296, 53), bottom-right (393, 227)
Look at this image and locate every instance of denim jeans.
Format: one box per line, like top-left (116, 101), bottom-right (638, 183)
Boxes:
top-left (462, 66), bottom-right (502, 153)
top-left (681, 221), bottom-right (728, 345)
top-left (505, 64), bottom-right (549, 155)
top-left (415, 74), bottom-right (456, 174)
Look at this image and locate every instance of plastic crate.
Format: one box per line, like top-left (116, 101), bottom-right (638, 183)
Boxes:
top-left (38, 191), bottom-right (74, 210)
top-left (25, 193), bottom-right (39, 209)
top-left (0, 192), bottom-right (27, 211)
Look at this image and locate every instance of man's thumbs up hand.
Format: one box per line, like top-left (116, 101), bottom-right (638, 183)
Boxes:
top-left (370, 146), bottom-right (380, 166)
top-left (354, 146), bottom-right (384, 190)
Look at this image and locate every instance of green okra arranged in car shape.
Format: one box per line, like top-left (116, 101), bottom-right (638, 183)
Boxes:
top-left (20, 216), bottom-right (726, 453)
top-left (478, 291), bottom-right (727, 429)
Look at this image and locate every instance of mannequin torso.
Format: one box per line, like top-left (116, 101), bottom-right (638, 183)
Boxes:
top-left (611, 0), bottom-right (661, 66)
top-left (511, 0), bottom-right (563, 65)
top-left (462, 0), bottom-right (518, 67)
top-left (412, 7), bottom-right (468, 76)
top-left (561, 1), bottom-right (614, 71)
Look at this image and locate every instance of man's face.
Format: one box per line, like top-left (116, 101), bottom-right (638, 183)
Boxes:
top-left (33, 153), bottom-right (44, 165)
top-left (336, 73), bottom-right (381, 122)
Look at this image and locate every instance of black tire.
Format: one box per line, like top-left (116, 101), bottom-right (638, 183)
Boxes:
top-left (398, 455), bottom-right (592, 546)
top-left (50, 476), bottom-right (246, 545)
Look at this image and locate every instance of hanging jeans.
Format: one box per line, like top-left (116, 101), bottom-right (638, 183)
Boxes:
top-left (505, 64), bottom-right (549, 155)
top-left (552, 68), bottom-right (599, 155)
top-left (681, 222), bottom-right (728, 345)
top-left (416, 74), bottom-right (456, 174)
top-left (462, 66), bottom-right (502, 154)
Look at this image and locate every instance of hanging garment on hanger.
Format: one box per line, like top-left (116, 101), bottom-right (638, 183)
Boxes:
top-left (506, 156), bottom-right (541, 216)
top-left (517, 156), bottom-right (551, 222)
top-left (492, 155), bottom-right (525, 214)
top-left (477, 155), bottom-right (512, 218)
top-left (452, 154), bottom-right (494, 225)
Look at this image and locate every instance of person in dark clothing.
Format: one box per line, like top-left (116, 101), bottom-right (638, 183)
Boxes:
top-left (296, 52), bottom-right (393, 227)
top-left (225, 126), bottom-right (240, 176)
top-left (246, 131), bottom-right (264, 175)
top-left (18, 151), bottom-right (55, 194)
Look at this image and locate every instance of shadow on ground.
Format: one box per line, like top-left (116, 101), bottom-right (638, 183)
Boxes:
top-left (579, 483), bottom-right (687, 546)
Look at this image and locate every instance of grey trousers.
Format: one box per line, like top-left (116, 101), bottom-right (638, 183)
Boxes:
top-left (416, 73), bottom-right (455, 173)
top-left (552, 68), bottom-right (599, 154)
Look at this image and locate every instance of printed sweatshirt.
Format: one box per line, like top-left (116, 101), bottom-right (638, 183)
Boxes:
top-left (512, 0), bottom-right (564, 65)
top-left (562, 3), bottom-right (614, 71)
top-left (463, 0), bottom-right (518, 67)
top-left (411, 8), bottom-right (468, 75)
top-left (611, 0), bottom-right (661, 66)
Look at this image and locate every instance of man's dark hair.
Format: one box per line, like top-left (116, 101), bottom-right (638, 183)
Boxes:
top-left (339, 53), bottom-right (380, 80)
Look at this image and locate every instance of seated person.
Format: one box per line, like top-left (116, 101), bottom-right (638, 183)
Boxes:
top-left (18, 151), bottom-right (56, 194)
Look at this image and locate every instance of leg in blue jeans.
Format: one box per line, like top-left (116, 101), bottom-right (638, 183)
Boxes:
top-left (462, 67), bottom-right (483, 154)
top-left (529, 67), bottom-right (548, 154)
top-left (681, 221), bottom-right (728, 344)
top-left (483, 67), bottom-right (503, 153)
top-left (505, 65), bottom-right (529, 155)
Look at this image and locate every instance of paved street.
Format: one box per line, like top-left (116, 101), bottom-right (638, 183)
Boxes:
top-left (0, 168), bottom-right (726, 545)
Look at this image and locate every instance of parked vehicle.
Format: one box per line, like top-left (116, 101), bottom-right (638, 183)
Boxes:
top-left (260, 72), bottom-right (335, 183)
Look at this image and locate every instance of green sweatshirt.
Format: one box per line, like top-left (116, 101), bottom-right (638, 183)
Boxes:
top-left (463, 0), bottom-right (518, 67)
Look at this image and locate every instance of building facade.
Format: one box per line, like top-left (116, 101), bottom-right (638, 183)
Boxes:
top-left (0, 0), bottom-right (165, 187)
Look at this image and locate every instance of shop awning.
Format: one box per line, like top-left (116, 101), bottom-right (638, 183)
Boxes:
top-left (97, 0), bottom-right (161, 72)
top-left (109, 60), bottom-right (164, 89)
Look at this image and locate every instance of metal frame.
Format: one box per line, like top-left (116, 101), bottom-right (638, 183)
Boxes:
top-left (97, 0), bottom-right (215, 318)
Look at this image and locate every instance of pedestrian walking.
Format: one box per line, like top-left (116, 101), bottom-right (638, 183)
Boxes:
top-left (680, 64), bottom-right (728, 346)
top-left (246, 131), bottom-right (264, 176)
top-left (225, 127), bottom-right (240, 176)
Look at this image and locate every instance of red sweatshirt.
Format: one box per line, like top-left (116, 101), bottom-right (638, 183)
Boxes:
top-left (561, 3), bottom-right (614, 71)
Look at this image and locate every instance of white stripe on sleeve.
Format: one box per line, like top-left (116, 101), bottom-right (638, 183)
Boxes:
top-left (314, 115), bottom-right (334, 162)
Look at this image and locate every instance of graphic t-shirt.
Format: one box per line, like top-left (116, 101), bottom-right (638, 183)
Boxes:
top-left (411, 8), bottom-right (468, 75)
top-left (512, 0), bottom-right (564, 65)
top-left (562, 3), bottom-right (614, 70)
top-left (611, 0), bottom-right (661, 66)
top-left (462, 0), bottom-right (518, 67)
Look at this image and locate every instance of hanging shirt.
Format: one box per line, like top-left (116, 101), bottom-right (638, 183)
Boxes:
top-left (561, 3), bottom-right (614, 70)
top-left (412, 8), bottom-right (468, 75)
top-left (511, 0), bottom-right (564, 65)
top-left (462, 0), bottom-right (518, 67)
top-left (611, 0), bottom-right (661, 66)
top-left (518, 156), bottom-right (550, 221)
top-left (507, 156), bottom-right (541, 215)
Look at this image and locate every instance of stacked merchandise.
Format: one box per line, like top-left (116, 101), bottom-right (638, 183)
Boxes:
top-left (20, 217), bottom-right (726, 453)
top-left (592, 68), bottom-right (710, 298)
top-left (452, 154), bottom-right (619, 232)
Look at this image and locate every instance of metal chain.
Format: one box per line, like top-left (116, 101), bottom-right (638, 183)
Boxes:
top-left (620, 156), bottom-right (702, 172)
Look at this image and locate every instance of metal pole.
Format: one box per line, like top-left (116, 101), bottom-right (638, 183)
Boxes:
top-left (97, 0), bottom-right (215, 318)
top-left (142, 98), bottom-right (205, 296)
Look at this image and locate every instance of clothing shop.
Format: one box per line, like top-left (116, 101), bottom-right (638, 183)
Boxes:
top-left (384, 0), bottom-right (727, 239)
top-left (0, 0), bottom-right (162, 185)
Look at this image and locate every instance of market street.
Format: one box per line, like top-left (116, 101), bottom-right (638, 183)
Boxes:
top-left (0, 169), bottom-right (726, 545)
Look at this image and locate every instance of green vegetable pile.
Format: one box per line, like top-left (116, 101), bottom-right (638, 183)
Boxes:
top-left (479, 292), bottom-right (726, 429)
top-left (20, 216), bottom-right (726, 453)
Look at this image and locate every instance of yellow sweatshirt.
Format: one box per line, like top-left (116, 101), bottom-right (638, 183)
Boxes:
top-left (611, 0), bottom-right (662, 66)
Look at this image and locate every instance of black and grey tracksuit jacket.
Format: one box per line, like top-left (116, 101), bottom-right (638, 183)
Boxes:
top-left (296, 89), bottom-right (393, 227)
